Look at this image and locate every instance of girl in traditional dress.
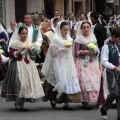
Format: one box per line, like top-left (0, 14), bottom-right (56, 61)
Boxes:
top-left (42, 21), bottom-right (81, 110)
top-left (1, 26), bottom-right (44, 111)
top-left (74, 21), bottom-right (101, 109)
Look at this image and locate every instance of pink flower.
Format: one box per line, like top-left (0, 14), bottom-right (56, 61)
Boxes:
top-left (35, 28), bottom-right (39, 32)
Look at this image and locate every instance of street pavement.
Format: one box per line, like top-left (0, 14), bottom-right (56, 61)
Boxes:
top-left (0, 83), bottom-right (117, 120)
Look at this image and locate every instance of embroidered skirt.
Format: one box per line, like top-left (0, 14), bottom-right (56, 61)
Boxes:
top-left (1, 59), bottom-right (44, 102)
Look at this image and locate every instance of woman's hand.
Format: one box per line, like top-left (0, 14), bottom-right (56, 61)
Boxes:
top-left (15, 46), bottom-right (26, 57)
top-left (0, 39), bottom-right (5, 43)
top-left (83, 50), bottom-right (92, 55)
top-left (27, 47), bottom-right (32, 52)
top-left (20, 46), bottom-right (26, 52)
top-left (27, 47), bottom-right (35, 56)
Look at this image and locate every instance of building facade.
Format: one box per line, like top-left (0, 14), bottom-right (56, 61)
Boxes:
top-left (48, 0), bottom-right (95, 16)
top-left (0, 0), bottom-right (6, 24)
top-left (2, 0), bottom-right (96, 28)
top-left (2, 0), bottom-right (44, 29)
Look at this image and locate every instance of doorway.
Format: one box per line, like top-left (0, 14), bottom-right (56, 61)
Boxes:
top-left (15, 0), bottom-right (27, 23)
top-left (64, 0), bottom-right (70, 16)
top-left (74, 2), bottom-right (83, 16)
top-left (44, 0), bottom-right (54, 19)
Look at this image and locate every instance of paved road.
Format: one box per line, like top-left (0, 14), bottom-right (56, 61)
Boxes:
top-left (0, 84), bottom-right (117, 120)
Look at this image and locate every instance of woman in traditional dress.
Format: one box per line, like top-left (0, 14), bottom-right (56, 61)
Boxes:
top-left (74, 21), bottom-right (101, 109)
top-left (1, 26), bottom-right (44, 111)
top-left (74, 12), bottom-right (88, 37)
top-left (0, 23), bottom-right (9, 56)
top-left (42, 21), bottom-right (81, 110)
top-left (0, 23), bottom-right (9, 80)
top-left (0, 51), bottom-right (9, 81)
top-left (51, 17), bottom-right (59, 32)
top-left (7, 20), bottom-right (17, 40)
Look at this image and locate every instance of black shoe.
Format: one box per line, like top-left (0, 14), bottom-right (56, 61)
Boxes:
top-left (83, 106), bottom-right (92, 110)
top-left (15, 102), bottom-right (29, 111)
top-left (63, 105), bottom-right (73, 111)
top-left (82, 102), bottom-right (92, 110)
top-left (15, 102), bottom-right (20, 110)
top-left (50, 100), bottom-right (56, 108)
top-left (118, 117), bottom-right (120, 120)
top-left (20, 108), bottom-right (29, 111)
top-left (99, 106), bottom-right (107, 120)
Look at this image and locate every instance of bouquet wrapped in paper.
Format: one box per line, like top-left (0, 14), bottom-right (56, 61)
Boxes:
top-left (84, 42), bottom-right (98, 67)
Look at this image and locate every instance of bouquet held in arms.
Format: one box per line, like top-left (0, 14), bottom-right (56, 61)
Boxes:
top-left (21, 42), bottom-right (41, 58)
top-left (84, 42), bottom-right (98, 67)
top-left (0, 49), bottom-right (4, 54)
top-left (0, 45), bottom-right (4, 54)
top-left (31, 42), bottom-right (41, 58)
top-left (64, 42), bottom-right (72, 47)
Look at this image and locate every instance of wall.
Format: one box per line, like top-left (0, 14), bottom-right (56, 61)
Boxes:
top-left (114, 5), bottom-right (120, 14)
top-left (27, 0), bottom-right (44, 14)
top-left (54, 0), bottom-right (64, 16)
top-left (73, 0), bottom-right (85, 14)
top-left (5, 0), bottom-right (44, 28)
top-left (5, 0), bottom-right (15, 29)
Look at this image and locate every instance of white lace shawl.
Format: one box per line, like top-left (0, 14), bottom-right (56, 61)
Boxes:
top-left (42, 21), bottom-right (79, 96)
top-left (73, 20), bottom-right (99, 58)
top-left (75, 34), bottom-right (97, 45)
top-left (7, 26), bottom-right (16, 33)
top-left (76, 20), bottom-right (94, 37)
top-left (10, 39), bottom-right (32, 50)
top-left (51, 17), bottom-right (57, 32)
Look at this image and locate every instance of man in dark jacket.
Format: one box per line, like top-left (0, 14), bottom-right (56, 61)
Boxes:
top-left (90, 11), bottom-right (106, 50)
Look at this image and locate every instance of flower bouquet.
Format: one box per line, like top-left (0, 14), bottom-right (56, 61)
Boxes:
top-left (0, 49), bottom-right (4, 54)
top-left (0, 45), bottom-right (4, 54)
top-left (64, 42), bottom-right (72, 47)
top-left (32, 42), bottom-right (41, 58)
top-left (84, 42), bottom-right (98, 67)
top-left (87, 42), bottom-right (97, 53)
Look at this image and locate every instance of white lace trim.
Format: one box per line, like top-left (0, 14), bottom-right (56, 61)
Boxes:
top-left (64, 78), bottom-right (81, 94)
top-left (17, 55), bottom-right (44, 99)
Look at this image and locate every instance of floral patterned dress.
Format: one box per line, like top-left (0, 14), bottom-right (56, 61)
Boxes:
top-left (74, 35), bottom-right (101, 102)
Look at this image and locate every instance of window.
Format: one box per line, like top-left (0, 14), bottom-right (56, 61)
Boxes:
top-left (15, 0), bottom-right (27, 23)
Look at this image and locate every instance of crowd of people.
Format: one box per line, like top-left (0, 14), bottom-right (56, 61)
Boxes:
top-left (0, 10), bottom-right (120, 120)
